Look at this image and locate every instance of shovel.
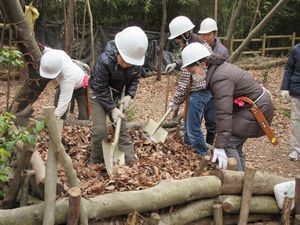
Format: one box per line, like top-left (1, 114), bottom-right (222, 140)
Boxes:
top-left (102, 89), bottom-right (125, 176)
top-left (143, 107), bottom-right (172, 143)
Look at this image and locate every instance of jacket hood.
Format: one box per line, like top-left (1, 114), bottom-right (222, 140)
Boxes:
top-left (104, 40), bottom-right (118, 62)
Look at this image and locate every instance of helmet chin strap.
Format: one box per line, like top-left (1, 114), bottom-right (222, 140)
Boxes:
top-left (180, 31), bottom-right (192, 45)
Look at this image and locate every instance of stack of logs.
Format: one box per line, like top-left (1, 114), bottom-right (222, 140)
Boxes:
top-left (0, 106), bottom-right (300, 225)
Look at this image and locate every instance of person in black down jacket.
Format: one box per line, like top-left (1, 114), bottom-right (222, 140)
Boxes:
top-left (280, 43), bottom-right (300, 161)
top-left (180, 42), bottom-right (274, 171)
top-left (88, 26), bottom-right (148, 164)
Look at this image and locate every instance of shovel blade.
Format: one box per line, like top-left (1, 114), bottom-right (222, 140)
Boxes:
top-left (143, 119), bottom-right (159, 135)
top-left (150, 127), bottom-right (168, 143)
top-left (102, 141), bottom-right (125, 176)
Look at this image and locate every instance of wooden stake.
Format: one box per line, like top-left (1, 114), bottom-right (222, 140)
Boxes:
top-left (238, 167), bottom-right (256, 225)
top-left (227, 157), bottom-right (237, 171)
top-left (194, 155), bottom-right (210, 176)
top-left (295, 214), bottom-right (300, 225)
top-left (281, 196), bottom-right (293, 225)
top-left (213, 203), bottom-right (223, 225)
top-left (67, 187), bottom-right (81, 225)
top-left (295, 174), bottom-right (300, 215)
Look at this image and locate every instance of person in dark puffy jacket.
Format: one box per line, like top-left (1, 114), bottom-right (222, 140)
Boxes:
top-left (181, 42), bottom-right (274, 171)
top-left (280, 43), bottom-right (300, 161)
top-left (88, 26), bottom-right (148, 164)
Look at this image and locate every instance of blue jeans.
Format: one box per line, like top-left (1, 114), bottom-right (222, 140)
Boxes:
top-left (184, 90), bottom-right (211, 155)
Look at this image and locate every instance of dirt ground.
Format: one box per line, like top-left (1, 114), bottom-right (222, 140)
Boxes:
top-left (0, 57), bottom-right (299, 196)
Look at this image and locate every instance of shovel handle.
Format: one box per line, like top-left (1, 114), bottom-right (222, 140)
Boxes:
top-left (150, 107), bottom-right (172, 135)
top-left (113, 86), bottom-right (126, 146)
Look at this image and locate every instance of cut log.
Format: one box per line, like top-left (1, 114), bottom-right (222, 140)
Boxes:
top-left (219, 195), bottom-right (280, 214)
top-left (238, 167), bottom-right (256, 225)
top-left (190, 214), bottom-right (279, 225)
top-left (214, 169), bottom-right (292, 195)
top-left (158, 199), bottom-right (215, 224)
top-left (0, 176), bottom-right (222, 224)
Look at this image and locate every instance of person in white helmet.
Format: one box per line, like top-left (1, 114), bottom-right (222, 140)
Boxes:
top-left (88, 26), bottom-right (148, 164)
top-left (181, 42), bottom-right (274, 171)
top-left (198, 18), bottom-right (229, 60)
top-left (280, 43), bottom-right (300, 161)
top-left (166, 16), bottom-right (215, 157)
top-left (39, 47), bottom-right (90, 120)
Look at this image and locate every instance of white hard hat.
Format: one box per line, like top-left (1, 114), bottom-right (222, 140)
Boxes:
top-left (168, 16), bottom-right (195, 40)
top-left (115, 26), bottom-right (148, 66)
top-left (181, 43), bottom-right (211, 68)
top-left (198, 18), bottom-right (218, 34)
top-left (40, 50), bottom-right (63, 79)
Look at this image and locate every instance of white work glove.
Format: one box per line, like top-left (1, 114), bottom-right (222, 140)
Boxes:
top-left (165, 63), bottom-right (176, 73)
top-left (212, 148), bottom-right (228, 169)
top-left (280, 90), bottom-right (289, 99)
top-left (120, 95), bottom-right (132, 110)
top-left (111, 107), bottom-right (125, 123)
top-left (169, 101), bottom-right (180, 112)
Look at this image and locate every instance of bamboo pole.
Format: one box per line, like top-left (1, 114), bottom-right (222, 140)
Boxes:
top-left (262, 33), bottom-right (266, 57)
top-left (292, 32), bottom-right (296, 47)
top-left (238, 167), bottom-right (256, 225)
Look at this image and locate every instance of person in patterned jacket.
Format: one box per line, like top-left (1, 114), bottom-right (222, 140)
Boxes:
top-left (166, 16), bottom-right (214, 156)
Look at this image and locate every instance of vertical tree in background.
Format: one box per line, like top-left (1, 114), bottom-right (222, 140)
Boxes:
top-left (156, 0), bottom-right (167, 81)
top-left (65, 0), bottom-right (75, 56)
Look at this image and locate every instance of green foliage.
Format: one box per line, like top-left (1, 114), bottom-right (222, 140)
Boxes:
top-left (0, 49), bottom-right (24, 68)
top-left (0, 112), bottom-right (45, 183)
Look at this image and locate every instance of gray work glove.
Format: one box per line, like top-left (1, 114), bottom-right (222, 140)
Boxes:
top-left (165, 63), bottom-right (176, 73)
top-left (212, 148), bottom-right (228, 169)
top-left (120, 95), bottom-right (132, 110)
top-left (169, 101), bottom-right (180, 112)
top-left (280, 90), bottom-right (289, 99)
top-left (111, 107), bottom-right (125, 123)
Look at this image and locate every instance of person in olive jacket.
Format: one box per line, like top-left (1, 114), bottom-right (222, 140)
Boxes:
top-left (180, 42), bottom-right (274, 171)
top-left (280, 43), bottom-right (300, 161)
top-left (88, 26), bottom-right (148, 164)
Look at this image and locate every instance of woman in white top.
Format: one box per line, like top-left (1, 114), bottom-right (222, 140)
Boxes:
top-left (39, 47), bottom-right (90, 120)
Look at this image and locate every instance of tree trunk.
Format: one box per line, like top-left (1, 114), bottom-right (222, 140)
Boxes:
top-left (0, 176), bottom-right (221, 224)
top-left (86, 0), bottom-right (95, 67)
top-left (156, 0), bottom-right (167, 81)
top-left (3, 143), bottom-right (34, 209)
top-left (230, 0), bottom-right (288, 63)
top-left (67, 187), bottom-right (81, 225)
top-left (214, 169), bottom-right (291, 195)
top-left (224, 0), bottom-right (246, 50)
top-left (0, 0), bottom-right (50, 113)
top-left (65, 0), bottom-right (75, 56)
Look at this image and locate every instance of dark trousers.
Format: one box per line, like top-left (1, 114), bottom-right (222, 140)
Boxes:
top-left (203, 97), bottom-right (217, 145)
top-left (54, 86), bottom-right (89, 120)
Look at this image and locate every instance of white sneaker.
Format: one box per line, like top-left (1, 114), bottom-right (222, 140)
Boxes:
top-left (289, 151), bottom-right (298, 161)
